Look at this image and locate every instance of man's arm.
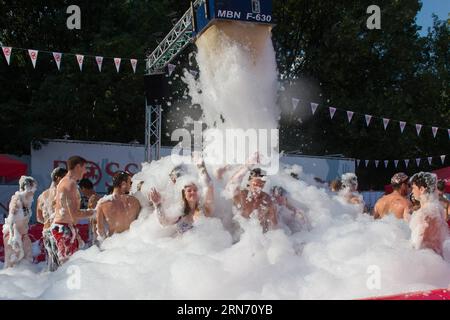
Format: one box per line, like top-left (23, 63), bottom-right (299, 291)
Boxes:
top-left (149, 188), bottom-right (176, 226)
top-left (96, 204), bottom-right (107, 239)
top-left (36, 194), bottom-right (44, 224)
top-left (65, 183), bottom-right (95, 221)
top-left (194, 155), bottom-right (214, 217)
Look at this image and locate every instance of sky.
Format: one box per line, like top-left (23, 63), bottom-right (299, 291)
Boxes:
top-left (416, 0), bottom-right (450, 35)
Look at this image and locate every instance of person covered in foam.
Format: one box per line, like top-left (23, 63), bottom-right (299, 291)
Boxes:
top-left (271, 185), bottom-right (311, 233)
top-left (149, 152), bottom-right (214, 234)
top-left (407, 172), bottom-right (448, 256)
top-left (338, 172), bottom-right (366, 213)
top-left (36, 167), bottom-right (67, 271)
top-left (226, 152), bottom-right (277, 233)
top-left (3, 176), bottom-right (37, 268)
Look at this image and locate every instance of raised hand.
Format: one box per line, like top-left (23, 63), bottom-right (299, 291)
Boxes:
top-left (149, 188), bottom-right (162, 206)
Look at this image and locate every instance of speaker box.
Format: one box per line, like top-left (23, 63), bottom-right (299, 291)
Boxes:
top-left (144, 73), bottom-right (169, 104)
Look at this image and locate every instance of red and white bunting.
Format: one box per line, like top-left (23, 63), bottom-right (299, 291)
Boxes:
top-left (394, 160), bottom-right (399, 168)
top-left (28, 49), bottom-right (38, 68)
top-left (384, 160), bottom-right (389, 168)
top-left (399, 121), bottom-right (406, 133)
top-left (404, 159), bottom-right (410, 168)
top-left (356, 159), bottom-right (361, 167)
top-left (76, 54), bottom-right (84, 71)
top-left (365, 160), bottom-right (369, 167)
top-left (365, 114), bottom-right (372, 127)
top-left (114, 58), bottom-right (121, 73)
top-left (441, 155), bottom-right (446, 165)
top-left (416, 158), bottom-right (421, 167)
top-left (292, 98), bottom-right (300, 111)
top-left (383, 118), bottom-right (390, 130)
top-left (52, 52), bottom-right (62, 70)
top-left (427, 157), bottom-right (432, 165)
top-left (95, 56), bottom-right (103, 72)
top-left (375, 160), bottom-right (379, 168)
top-left (130, 59), bottom-right (137, 74)
top-left (168, 63), bottom-right (176, 76)
top-left (311, 103), bottom-right (319, 115)
top-left (2, 46), bottom-right (12, 65)
top-left (432, 127), bottom-right (438, 138)
top-left (329, 107), bottom-right (336, 119)
top-left (416, 124), bottom-right (422, 136)
top-left (346, 111), bottom-right (354, 123)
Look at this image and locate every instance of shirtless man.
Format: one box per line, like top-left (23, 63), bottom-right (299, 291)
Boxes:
top-left (373, 173), bottom-right (412, 220)
top-left (226, 154), bottom-right (277, 233)
top-left (52, 156), bottom-right (96, 265)
top-left (437, 180), bottom-right (449, 221)
top-left (339, 173), bottom-right (367, 213)
top-left (407, 172), bottom-right (448, 256)
top-left (96, 171), bottom-right (141, 240)
top-left (3, 176), bottom-right (37, 268)
top-left (36, 167), bottom-right (67, 271)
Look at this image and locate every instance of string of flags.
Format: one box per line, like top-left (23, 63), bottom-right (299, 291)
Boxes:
top-left (356, 154), bottom-right (447, 169)
top-left (291, 98), bottom-right (450, 140)
top-left (2, 45), bottom-right (139, 73)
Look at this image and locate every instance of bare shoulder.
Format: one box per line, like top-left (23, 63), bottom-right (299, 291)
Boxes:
top-left (125, 195), bottom-right (141, 206)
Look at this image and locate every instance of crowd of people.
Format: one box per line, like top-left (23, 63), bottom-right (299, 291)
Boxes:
top-left (2, 154), bottom-right (449, 272)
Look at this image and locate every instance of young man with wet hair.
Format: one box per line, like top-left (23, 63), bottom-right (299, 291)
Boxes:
top-left (36, 167), bottom-right (67, 271)
top-left (373, 172), bottom-right (412, 220)
top-left (52, 156), bottom-right (96, 266)
top-left (408, 172), bottom-right (448, 256)
top-left (96, 171), bottom-right (141, 241)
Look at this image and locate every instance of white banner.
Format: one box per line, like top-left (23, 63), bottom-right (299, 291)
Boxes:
top-left (28, 49), bottom-right (38, 68)
top-left (130, 59), bottom-right (137, 73)
top-left (375, 160), bottom-right (379, 168)
top-left (384, 160), bottom-right (389, 168)
top-left (2, 46), bottom-right (12, 65)
top-left (76, 54), bottom-right (84, 71)
top-left (365, 160), bottom-right (369, 167)
top-left (96, 56), bottom-right (103, 72)
top-left (311, 102), bottom-right (319, 115)
top-left (53, 52), bottom-right (62, 70)
top-left (114, 57), bottom-right (121, 73)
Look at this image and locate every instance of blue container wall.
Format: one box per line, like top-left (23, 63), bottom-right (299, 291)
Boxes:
top-left (212, 0), bottom-right (273, 24)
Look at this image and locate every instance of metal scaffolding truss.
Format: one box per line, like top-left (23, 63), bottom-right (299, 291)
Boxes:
top-left (146, 0), bottom-right (204, 74)
top-left (144, 100), bottom-right (162, 162)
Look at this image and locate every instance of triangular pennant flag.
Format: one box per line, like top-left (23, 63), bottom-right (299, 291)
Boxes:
top-left (399, 121), bottom-right (406, 133)
top-left (356, 159), bottom-right (360, 167)
top-left (28, 49), bottom-right (38, 68)
top-left (448, 129), bottom-right (450, 140)
top-left (346, 111), bottom-right (354, 123)
top-left (365, 160), bottom-right (369, 167)
top-left (190, 70), bottom-right (198, 77)
top-left (95, 56), bottom-right (103, 72)
top-left (416, 124), bottom-right (422, 136)
top-left (365, 114), bottom-right (372, 127)
top-left (383, 118), bottom-right (390, 130)
top-left (394, 160), bottom-right (399, 168)
top-left (329, 107), bottom-right (336, 119)
top-left (416, 158), bottom-right (421, 167)
top-left (292, 98), bottom-right (300, 111)
top-left (375, 160), bottom-right (380, 168)
top-left (427, 157), bottom-right (432, 165)
top-left (432, 127), bottom-right (438, 138)
top-left (52, 52), bottom-right (62, 70)
top-left (404, 159), bottom-right (410, 168)
top-left (2, 46), bottom-right (12, 65)
top-left (168, 63), bottom-right (176, 76)
top-left (114, 58), bottom-right (121, 73)
top-left (311, 103), bottom-right (319, 115)
top-left (441, 155), bottom-right (446, 165)
top-left (130, 59), bottom-right (137, 73)
top-left (76, 54), bottom-right (84, 71)
top-left (384, 160), bottom-right (389, 168)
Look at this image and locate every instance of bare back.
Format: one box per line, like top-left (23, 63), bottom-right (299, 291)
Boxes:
top-left (234, 190), bottom-right (277, 231)
top-left (374, 193), bottom-right (411, 220)
top-left (97, 195), bottom-right (141, 237)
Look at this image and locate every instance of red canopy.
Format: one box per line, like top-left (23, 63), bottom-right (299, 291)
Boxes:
top-left (0, 154), bottom-right (28, 182)
top-left (384, 167), bottom-right (450, 194)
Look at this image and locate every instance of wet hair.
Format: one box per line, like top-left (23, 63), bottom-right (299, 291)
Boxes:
top-left (19, 176), bottom-right (37, 192)
top-left (78, 178), bottom-right (94, 190)
top-left (67, 156), bottom-right (87, 170)
top-left (248, 168), bottom-right (266, 180)
top-left (409, 172), bottom-right (437, 194)
top-left (181, 183), bottom-right (198, 216)
top-left (329, 179), bottom-right (342, 192)
top-left (272, 186), bottom-right (286, 197)
top-left (112, 171), bottom-right (131, 188)
top-left (290, 172), bottom-right (299, 180)
top-left (51, 167), bottom-right (67, 183)
top-left (341, 173), bottom-right (358, 190)
top-left (437, 180), bottom-right (446, 192)
top-left (106, 186), bottom-right (114, 195)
